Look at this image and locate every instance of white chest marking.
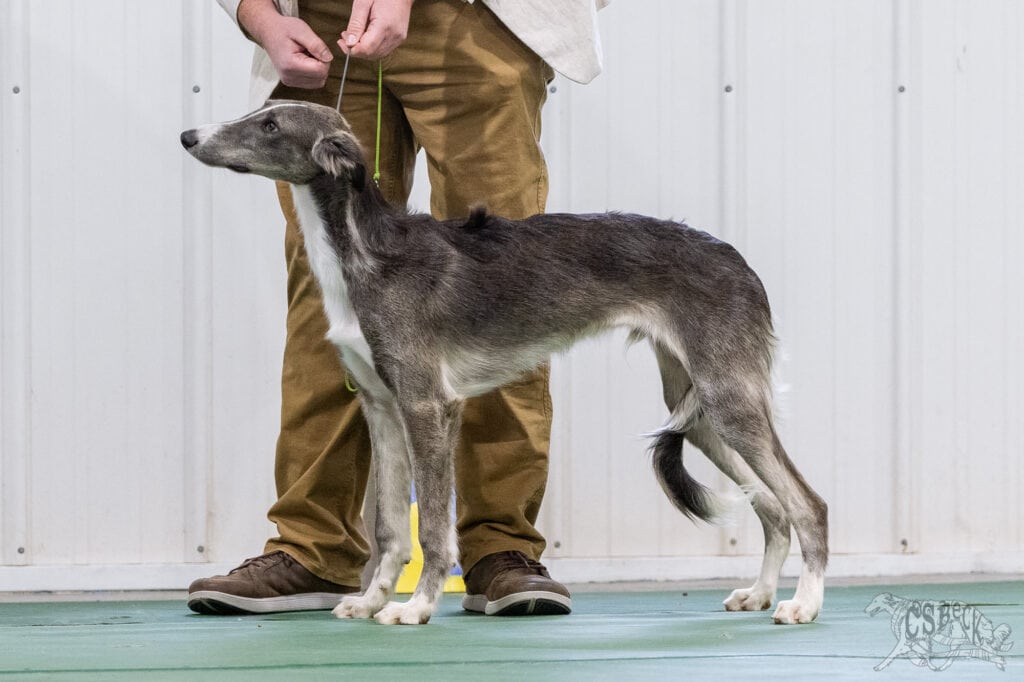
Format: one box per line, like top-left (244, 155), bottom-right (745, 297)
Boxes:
top-left (288, 184), bottom-right (376, 377)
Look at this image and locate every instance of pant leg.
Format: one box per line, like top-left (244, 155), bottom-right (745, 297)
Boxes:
top-left (269, 0), bottom-right (555, 580)
top-left (263, 2), bottom-right (418, 585)
top-left (262, 181), bottom-right (369, 587)
top-left (386, 0), bottom-right (556, 573)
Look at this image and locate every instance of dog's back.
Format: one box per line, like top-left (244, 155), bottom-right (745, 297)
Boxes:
top-left (354, 206), bottom-right (775, 397)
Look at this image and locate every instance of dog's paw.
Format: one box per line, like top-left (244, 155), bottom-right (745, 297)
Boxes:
top-left (373, 600), bottom-right (433, 625)
top-left (771, 598), bottom-right (819, 624)
top-left (332, 594), bottom-right (381, 620)
top-left (723, 586), bottom-right (774, 612)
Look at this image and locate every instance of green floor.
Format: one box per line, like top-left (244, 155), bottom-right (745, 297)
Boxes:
top-left (2, 581), bottom-right (1020, 680)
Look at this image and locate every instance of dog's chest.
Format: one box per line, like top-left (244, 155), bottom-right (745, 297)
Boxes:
top-left (288, 184), bottom-right (374, 366)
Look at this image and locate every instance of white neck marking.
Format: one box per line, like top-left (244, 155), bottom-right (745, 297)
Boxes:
top-left (288, 184), bottom-right (375, 373)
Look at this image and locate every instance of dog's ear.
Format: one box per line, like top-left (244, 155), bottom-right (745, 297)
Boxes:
top-left (312, 133), bottom-right (366, 189)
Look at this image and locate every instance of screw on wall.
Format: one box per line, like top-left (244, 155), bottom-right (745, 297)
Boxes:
top-left (13, 86), bottom-right (21, 94)
top-left (193, 85), bottom-right (201, 93)
top-left (17, 547), bottom-right (25, 554)
top-left (724, 85), bottom-right (734, 93)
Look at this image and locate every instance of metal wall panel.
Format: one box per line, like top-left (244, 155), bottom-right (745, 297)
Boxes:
top-left (5, 0), bottom-right (191, 566)
top-left (0, 0), bottom-right (282, 581)
top-left (1, 0), bottom-right (1021, 590)
top-left (539, 0), bottom-right (1022, 574)
top-left (908, 0), bottom-right (1024, 555)
top-left (1, 0), bottom-right (32, 569)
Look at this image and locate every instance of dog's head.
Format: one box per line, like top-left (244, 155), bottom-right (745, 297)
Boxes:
top-left (180, 100), bottom-right (366, 187)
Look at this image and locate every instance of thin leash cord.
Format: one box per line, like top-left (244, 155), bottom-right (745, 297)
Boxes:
top-left (334, 51), bottom-right (351, 111)
top-left (334, 54), bottom-right (383, 186)
top-left (373, 60), bottom-right (382, 184)
top-left (335, 57), bottom-right (383, 393)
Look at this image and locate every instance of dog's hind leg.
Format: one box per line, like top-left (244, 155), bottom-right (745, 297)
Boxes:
top-left (684, 418), bottom-right (791, 612)
top-left (701, 384), bottom-right (828, 624)
top-left (652, 342), bottom-right (791, 611)
top-left (333, 389), bottom-right (414, 621)
top-left (371, 388), bottom-right (462, 625)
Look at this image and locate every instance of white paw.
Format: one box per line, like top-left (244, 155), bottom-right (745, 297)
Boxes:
top-left (723, 586), bottom-right (774, 612)
top-left (332, 594), bottom-right (381, 620)
top-left (374, 600), bottom-right (433, 625)
top-left (772, 598), bottom-right (819, 624)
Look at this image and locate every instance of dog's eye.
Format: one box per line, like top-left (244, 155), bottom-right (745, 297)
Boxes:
top-left (262, 120), bottom-right (278, 133)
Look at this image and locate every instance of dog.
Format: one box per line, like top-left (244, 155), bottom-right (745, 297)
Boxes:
top-left (181, 100), bottom-right (828, 626)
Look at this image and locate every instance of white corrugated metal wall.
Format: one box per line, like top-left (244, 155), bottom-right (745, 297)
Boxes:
top-left (1, 0), bottom-right (1021, 591)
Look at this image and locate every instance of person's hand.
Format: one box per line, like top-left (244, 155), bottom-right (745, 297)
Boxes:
top-left (340, 0), bottom-right (414, 60)
top-left (238, 0), bottom-right (333, 89)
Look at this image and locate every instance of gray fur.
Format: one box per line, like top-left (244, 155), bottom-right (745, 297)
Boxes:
top-left (181, 101), bottom-right (829, 625)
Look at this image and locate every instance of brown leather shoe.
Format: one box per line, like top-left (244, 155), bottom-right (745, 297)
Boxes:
top-left (187, 551), bottom-right (359, 614)
top-left (462, 551), bottom-right (572, 616)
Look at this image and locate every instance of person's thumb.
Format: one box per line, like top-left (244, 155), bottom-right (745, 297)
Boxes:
top-left (341, 0), bottom-right (371, 51)
top-left (293, 23), bottom-right (333, 63)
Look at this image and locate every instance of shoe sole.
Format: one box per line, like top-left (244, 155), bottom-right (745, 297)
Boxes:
top-left (462, 590), bottom-right (572, 616)
top-left (187, 590), bottom-right (350, 615)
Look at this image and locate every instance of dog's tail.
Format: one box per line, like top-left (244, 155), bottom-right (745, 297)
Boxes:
top-left (650, 429), bottom-right (732, 524)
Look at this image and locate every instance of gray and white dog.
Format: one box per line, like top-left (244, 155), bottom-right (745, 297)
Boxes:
top-left (181, 101), bottom-right (828, 626)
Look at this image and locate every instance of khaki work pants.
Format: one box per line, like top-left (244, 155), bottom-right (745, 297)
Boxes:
top-left (265, 0), bottom-right (555, 586)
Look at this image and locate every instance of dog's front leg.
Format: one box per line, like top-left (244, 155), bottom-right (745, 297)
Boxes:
top-left (333, 392), bottom-right (413, 621)
top-left (372, 394), bottom-right (461, 625)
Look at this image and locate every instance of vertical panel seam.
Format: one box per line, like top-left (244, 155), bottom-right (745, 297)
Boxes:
top-left (181, 0), bottom-right (214, 564)
top-left (718, 0), bottom-right (739, 556)
top-left (892, 0), bottom-right (918, 555)
top-left (719, 0), bottom-right (739, 248)
top-left (0, 0), bottom-right (32, 566)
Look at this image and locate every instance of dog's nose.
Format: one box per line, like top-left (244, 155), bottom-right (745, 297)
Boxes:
top-left (180, 130), bottom-right (199, 149)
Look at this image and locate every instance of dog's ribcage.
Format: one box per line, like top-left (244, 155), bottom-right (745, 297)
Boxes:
top-left (290, 184), bottom-right (774, 404)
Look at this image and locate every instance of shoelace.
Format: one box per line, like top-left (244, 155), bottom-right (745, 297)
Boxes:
top-left (487, 551), bottom-right (551, 577)
top-left (229, 552), bottom-right (286, 575)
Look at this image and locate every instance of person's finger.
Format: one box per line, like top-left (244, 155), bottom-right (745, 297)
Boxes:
top-left (350, 21), bottom-right (387, 58)
top-left (290, 23), bottom-right (334, 64)
top-left (279, 53), bottom-right (330, 88)
top-left (342, 0), bottom-right (372, 53)
top-left (337, 32), bottom-right (358, 55)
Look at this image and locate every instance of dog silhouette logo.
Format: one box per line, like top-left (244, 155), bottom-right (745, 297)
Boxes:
top-left (866, 592), bottom-right (1013, 671)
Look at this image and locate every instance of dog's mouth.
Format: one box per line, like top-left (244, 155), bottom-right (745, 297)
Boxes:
top-left (227, 164), bottom-right (251, 174)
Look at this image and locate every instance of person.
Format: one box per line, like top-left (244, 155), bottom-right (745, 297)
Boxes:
top-left (188, 0), bottom-right (606, 617)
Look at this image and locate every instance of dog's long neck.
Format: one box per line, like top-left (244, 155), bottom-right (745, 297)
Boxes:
top-left (287, 174), bottom-right (403, 356)
top-left (304, 173), bottom-right (389, 272)
top-left (287, 178), bottom-right (366, 340)
top-left (297, 172), bottom-right (405, 269)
